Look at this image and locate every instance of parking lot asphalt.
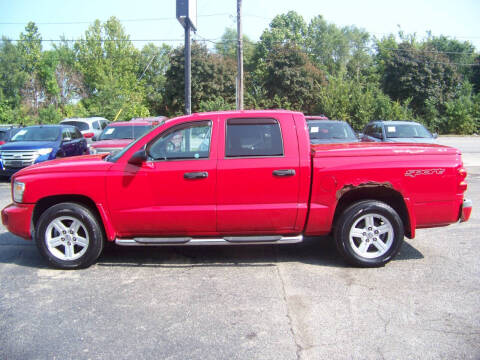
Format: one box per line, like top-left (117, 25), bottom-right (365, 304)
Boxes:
top-left (0, 138), bottom-right (479, 360)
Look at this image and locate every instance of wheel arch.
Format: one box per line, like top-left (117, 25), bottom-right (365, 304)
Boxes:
top-left (32, 195), bottom-right (114, 241)
top-left (333, 186), bottom-right (413, 238)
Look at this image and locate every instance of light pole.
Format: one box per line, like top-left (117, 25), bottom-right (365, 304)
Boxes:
top-left (236, 0), bottom-right (244, 110)
top-left (176, 0), bottom-right (197, 115)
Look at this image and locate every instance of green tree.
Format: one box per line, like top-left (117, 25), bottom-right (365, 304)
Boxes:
top-left (424, 34), bottom-right (476, 80)
top-left (52, 40), bottom-right (86, 110)
top-left (258, 11), bottom-right (307, 54)
top-left (0, 38), bottom-right (27, 109)
top-left (138, 43), bottom-right (171, 116)
top-left (162, 43), bottom-right (236, 115)
top-left (215, 28), bottom-right (255, 66)
top-left (37, 50), bottom-right (61, 107)
top-left (442, 82), bottom-right (478, 134)
top-left (74, 17), bottom-right (149, 120)
top-left (18, 22), bottom-right (44, 116)
top-left (316, 75), bottom-right (413, 130)
top-left (471, 55), bottom-right (480, 94)
top-left (307, 16), bottom-right (372, 78)
top-left (18, 22), bottom-right (42, 74)
top-left (38, 104), bottom-right (62, 124)
top-left (381, 42), bottom-right (460, 117)
top-left (259, 43), bottom-right (325, 113)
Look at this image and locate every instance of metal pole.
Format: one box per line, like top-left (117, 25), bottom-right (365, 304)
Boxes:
top-left (237, 0), bottom-right (244, 110)
top-left (185, 21), bottom-right (192, 115)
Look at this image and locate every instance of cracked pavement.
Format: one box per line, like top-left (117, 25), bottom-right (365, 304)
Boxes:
top-left (0, 137), bottom-right (479, 359)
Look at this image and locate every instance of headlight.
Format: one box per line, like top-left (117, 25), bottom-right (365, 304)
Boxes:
top-left (13, 181), bottom-right (25, 203)
top-left (37, 148), bottom-right (53, 156)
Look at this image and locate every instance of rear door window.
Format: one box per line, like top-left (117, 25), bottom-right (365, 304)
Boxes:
top-left (62, 128), bottom-right (72, 140)
top-left (225, 118), bottom-right (283, 157)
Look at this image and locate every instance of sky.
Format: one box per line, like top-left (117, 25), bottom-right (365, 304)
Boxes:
top-left (1, 0), bottom-right (479, 52)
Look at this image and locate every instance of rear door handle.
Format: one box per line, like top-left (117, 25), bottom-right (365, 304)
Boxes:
top-left (273, 169), bottom-right (295, 177)
top-left (184, 171), bottom-right (208, 179)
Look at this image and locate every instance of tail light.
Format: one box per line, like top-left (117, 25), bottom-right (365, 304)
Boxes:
top-left (458, 167), bottom-right (468, 192)
top-left (83, 132), bottom-right (94, 138)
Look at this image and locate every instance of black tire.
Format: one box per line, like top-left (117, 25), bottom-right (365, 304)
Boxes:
top-left (35, 202), bottom-right (104, 269)
top-left (334, 200), bottom-right (404, 267)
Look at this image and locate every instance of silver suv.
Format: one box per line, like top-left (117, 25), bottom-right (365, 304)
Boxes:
top-left (60, 117), bottom-right (110, 142)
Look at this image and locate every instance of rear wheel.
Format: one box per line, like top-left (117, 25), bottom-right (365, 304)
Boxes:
top-left (35, 202), bottom-right (104, 269)
top-left (334, 200), bottom-right (404, 267)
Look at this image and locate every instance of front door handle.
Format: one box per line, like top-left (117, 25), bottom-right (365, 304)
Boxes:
top-left (273, 169), bottom-right (295, 177)
top-left (184, 171), bottom-right (208, 179)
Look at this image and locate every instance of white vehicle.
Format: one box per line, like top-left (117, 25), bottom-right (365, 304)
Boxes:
top-left (60, 117), bottom-right (110, 142)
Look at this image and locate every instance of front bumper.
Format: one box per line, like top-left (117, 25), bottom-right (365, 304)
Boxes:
top-left (1, 203), bottom-right (35, 240)
top-left (460, 198), bottom-right (472, 222)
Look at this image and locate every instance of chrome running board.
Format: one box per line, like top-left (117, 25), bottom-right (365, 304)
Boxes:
top-left (115, 235), bottom-right (303, 246)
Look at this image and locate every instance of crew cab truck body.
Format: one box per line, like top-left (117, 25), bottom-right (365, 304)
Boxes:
top-left (1, 110), bottom-right (472, 269)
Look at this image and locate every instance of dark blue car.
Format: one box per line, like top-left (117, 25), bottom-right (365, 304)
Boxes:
top-left (0, 125), bottom-right (88, 179)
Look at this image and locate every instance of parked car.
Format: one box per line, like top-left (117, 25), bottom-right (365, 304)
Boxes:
top-left (361, 121), bottom-right (437, 143)
top-left (0, 125), bottom-right (88, 178)
top-left (307, 120), bottom-right (358, 144)
top-left (89, 121), bottom-right (157, 155)
top-left (1, 110), bottom-right (471, 269)
top-left (0, 126), bottom-right (21, 145)
top-left (60, 117), bottom-right (110, 142)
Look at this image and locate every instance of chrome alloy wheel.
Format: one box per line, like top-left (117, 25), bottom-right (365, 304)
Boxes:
top-left (45, 216), bottom-right (89, 261)
top-left (349, 213), bottom-right (394, 259)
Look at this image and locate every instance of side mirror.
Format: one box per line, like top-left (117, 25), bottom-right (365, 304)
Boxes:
top-left (433, 133), bottom-right (438, 139)
top-left (128, 149), bottom-right (147, 165)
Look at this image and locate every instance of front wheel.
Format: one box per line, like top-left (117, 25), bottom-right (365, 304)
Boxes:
top-left (35, 202), bottom-right (104, 269)
top-left (334, 200), bottom-right (404, 267)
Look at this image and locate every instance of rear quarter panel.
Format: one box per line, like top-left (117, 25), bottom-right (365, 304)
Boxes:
top-left (305, 145), bottom-right (463, 236)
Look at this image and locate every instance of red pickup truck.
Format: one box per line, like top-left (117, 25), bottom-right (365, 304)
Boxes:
top-left (1, 110), bottom-right (472, 269)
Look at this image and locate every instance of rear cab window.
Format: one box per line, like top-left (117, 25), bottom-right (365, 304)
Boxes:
top-left (225, 118), bottom-right (284, 157)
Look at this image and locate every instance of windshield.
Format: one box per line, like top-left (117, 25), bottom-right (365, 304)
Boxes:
top-left (308, 122), bottom-right (357, 141)
top-left (385, 124), bottom-right (432, 138)
top-left (99, 125), bottom-right (151, 141)
top-left (11, 127), bottom-right (61, 142)
top-left (61, 121), bottom-right (89, 131)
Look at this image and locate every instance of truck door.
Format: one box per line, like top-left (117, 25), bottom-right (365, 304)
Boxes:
top-left (106, 118), bottom-right (218, 237)
top-left (216, 114), bottom-right (301, 234)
